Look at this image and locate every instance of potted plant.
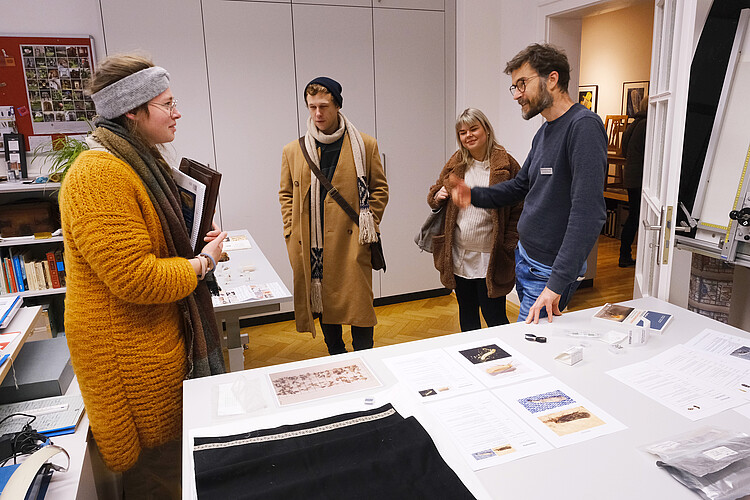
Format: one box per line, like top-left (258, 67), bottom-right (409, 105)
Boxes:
top-left (33, 134), bottom-right (90, 183)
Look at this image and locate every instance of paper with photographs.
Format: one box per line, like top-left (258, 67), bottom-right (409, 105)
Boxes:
top-left (268, 357), bottom-right (382, 406)
top-left (493, 377), bottom-right (625, 447)
top-left (20, 44), bottom-right (96, 133)
top-left (425, 391), bottom-right (552, 471)
top-left (382, 349), bottom-right (484, 401)
top-left (445, 338), bottom-right (548, 388)
top-left (685, 329), bottom-right (750, 362)
top-left (211, 282), bottom-right (286, 306)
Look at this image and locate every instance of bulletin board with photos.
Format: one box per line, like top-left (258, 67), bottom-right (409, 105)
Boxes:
top-left (0, 35), bottom-right (96, 150)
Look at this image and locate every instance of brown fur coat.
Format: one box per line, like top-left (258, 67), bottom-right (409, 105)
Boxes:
top-left (427, 146), bottom-right (522, 297)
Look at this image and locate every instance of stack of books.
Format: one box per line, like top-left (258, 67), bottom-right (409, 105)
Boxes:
top-left (0, 249), bottom-right (65, 294)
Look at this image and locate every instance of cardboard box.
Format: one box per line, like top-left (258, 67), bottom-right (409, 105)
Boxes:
top-left (0, 337), bottom-right (73, 404)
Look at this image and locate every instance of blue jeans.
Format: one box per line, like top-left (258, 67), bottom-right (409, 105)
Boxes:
top-left (515, 245), bottom-right (585, 322)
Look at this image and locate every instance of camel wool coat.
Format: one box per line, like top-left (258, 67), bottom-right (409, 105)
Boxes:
top-left (280, 132), bottom-right (388, 334)
top-left (427, 146), bottom-right (522, 298)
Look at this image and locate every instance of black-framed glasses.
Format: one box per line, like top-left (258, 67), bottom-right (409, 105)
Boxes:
top-left (509, 76), bottom-right (538, 96)
top-left (149, 98), bottom-right (178, 115)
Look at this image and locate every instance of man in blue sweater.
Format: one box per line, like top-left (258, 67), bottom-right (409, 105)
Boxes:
top-left (452, 44), bottom-right (606, 324)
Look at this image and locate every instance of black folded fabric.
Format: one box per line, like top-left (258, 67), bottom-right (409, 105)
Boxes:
top-left (193, 403), bottom-right (475, 500)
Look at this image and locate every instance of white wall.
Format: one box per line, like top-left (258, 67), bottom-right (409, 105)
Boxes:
top-left (455, 0), bottom-right (543, 164)
top-left (0, 0), bottom-right (105, 57)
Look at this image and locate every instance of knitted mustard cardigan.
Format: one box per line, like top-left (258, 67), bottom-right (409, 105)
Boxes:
top-left (60, 150), bottom-right (197, 472)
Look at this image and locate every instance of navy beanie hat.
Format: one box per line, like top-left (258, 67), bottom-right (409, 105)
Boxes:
top-left (306, 77), bottom-right (343, 108)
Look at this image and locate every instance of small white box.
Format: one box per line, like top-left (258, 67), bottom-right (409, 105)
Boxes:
top-left (555, 346), bottom-right (583, 366)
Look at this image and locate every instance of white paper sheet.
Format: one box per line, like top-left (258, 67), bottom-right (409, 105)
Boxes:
top-left (685, 328), bottom-right (750, 362)
top-left (445, 338), bottom-right (548, 388)
top-left (648, 344), bottom-right (750, 400)
top-left (382, 349), bottom-right (484, 401)
top-left (608, 361), bottom-right (744, 421)
top-left (492, 377), bottom-right (626, 447)
top-left (172, 167), bottom-right (205, 250)
top-left (425, 391), bottom-right (552, 471)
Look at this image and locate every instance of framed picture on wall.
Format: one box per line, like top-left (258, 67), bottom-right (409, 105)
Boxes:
top-left (622, 81), bottom-right (649, 116)
top-left (578, 85), bottom-right (598, 113)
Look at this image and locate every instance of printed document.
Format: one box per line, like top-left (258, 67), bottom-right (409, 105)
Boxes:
top-left (426, 391), bottom-right (552, 471)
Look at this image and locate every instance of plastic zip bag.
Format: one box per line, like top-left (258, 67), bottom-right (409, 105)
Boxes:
top-left (642, 427), bottom-right (750, 500)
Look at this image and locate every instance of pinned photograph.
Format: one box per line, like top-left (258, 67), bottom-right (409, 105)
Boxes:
top-left (539, 405), bottom-right (605, 437)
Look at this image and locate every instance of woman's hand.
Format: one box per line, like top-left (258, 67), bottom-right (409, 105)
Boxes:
top-left (200, 230), bottom-right (228, 265)
top-left (434, 186), bottom-right (450, 203)
top-left (204, 221), bottom-right (223, 242)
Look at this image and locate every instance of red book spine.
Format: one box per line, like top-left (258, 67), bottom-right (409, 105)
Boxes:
top-left (5, 258), bottom-right (17, 293)
top-left (46, 252), bottom-right (61, 289)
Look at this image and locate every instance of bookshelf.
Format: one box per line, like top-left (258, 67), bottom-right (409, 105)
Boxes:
top-left (0, 181), bottom-right (66, 332)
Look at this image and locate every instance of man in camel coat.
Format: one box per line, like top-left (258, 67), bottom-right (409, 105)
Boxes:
top-left (279, 77), bottom-right (389, 354)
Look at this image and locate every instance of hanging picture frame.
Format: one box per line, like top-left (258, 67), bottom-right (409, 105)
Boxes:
top-left (578, 85), bottom-right (598, 113)
top-left (622, 81), bottom-right (649, 116)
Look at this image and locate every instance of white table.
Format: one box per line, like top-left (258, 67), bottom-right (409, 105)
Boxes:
top-left (183, 297), bottom-right (750, 499)
top-left (212, 230), bottom-right (291, 371)
top-left (0, 305), bottom-right (41, 385)
top-left (1, 308), bottom-right (95, 499)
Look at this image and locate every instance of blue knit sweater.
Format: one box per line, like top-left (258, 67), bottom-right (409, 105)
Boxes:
top-left (471, 103), bottom-right (607, 293)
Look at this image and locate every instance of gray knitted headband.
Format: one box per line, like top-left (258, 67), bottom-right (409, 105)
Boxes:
top-left (91, 66), bottom-right (170, 119)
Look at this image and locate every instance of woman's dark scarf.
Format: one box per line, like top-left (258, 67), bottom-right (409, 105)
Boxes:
top-left (93, 117), bottom-right (225, 378)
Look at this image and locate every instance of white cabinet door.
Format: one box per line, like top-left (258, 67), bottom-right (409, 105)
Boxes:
top-left (374, 8), bottom-right (446, 297)
top-left (292, 4), bottom-right (376, 136)
top-left (99, 0), bottom-right (215, 170)
top-left (373, 0), bottom-right (443, 11)
top-left (203, 0), bottom-right (299, 292)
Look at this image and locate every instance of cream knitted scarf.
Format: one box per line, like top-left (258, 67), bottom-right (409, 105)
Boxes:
top-left (305, 112), bottom-right (377, 313)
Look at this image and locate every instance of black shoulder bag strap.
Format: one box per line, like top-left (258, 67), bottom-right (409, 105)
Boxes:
top-left (298, 136), bottom-right (360, 227)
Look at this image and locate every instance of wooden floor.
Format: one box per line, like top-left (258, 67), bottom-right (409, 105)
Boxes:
top-left (241, 234), bottom-right (635, 370)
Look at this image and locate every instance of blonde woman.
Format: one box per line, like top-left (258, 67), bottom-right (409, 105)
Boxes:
top-left (427, 108), bottom-right (522, 331)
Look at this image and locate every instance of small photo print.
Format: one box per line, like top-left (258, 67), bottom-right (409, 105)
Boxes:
top-left (539, 405), bottom-right (605, 436)
top-left (460, 344), bottom-right (511, 365)
top-left (492, 444), bottom-right (515, 457)
top-left (419, 388), bottom-right (437, 397)
top-left (518, 389), bottom-right (575, 414)
top-left (730, 346), bottom-right (750, 361)
top-left (485, 361), bottom-right (517, 376)
top-left (21, 46), bottom-right (33, 57)
top-left (471, 449), bottom-right (496, 461)
top-left (594, 303), bottom-right (634, 322)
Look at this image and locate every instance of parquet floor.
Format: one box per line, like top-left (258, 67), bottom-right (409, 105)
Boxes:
top-left (241, 234), bottom-right (635, 370)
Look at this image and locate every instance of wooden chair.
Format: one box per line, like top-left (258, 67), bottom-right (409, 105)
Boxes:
top-left (604, 114), bottom-right (628, 188)
top-left (604, 114), bottom-right (629, 156)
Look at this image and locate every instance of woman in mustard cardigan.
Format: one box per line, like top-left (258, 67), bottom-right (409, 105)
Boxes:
top-left (428, 108), bottom-right (522, 331)
top-left (60, 53), bottom-right (226, 498)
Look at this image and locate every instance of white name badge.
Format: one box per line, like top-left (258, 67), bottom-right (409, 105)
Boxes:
top-left (540, 167), bottom-right (553, 175)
